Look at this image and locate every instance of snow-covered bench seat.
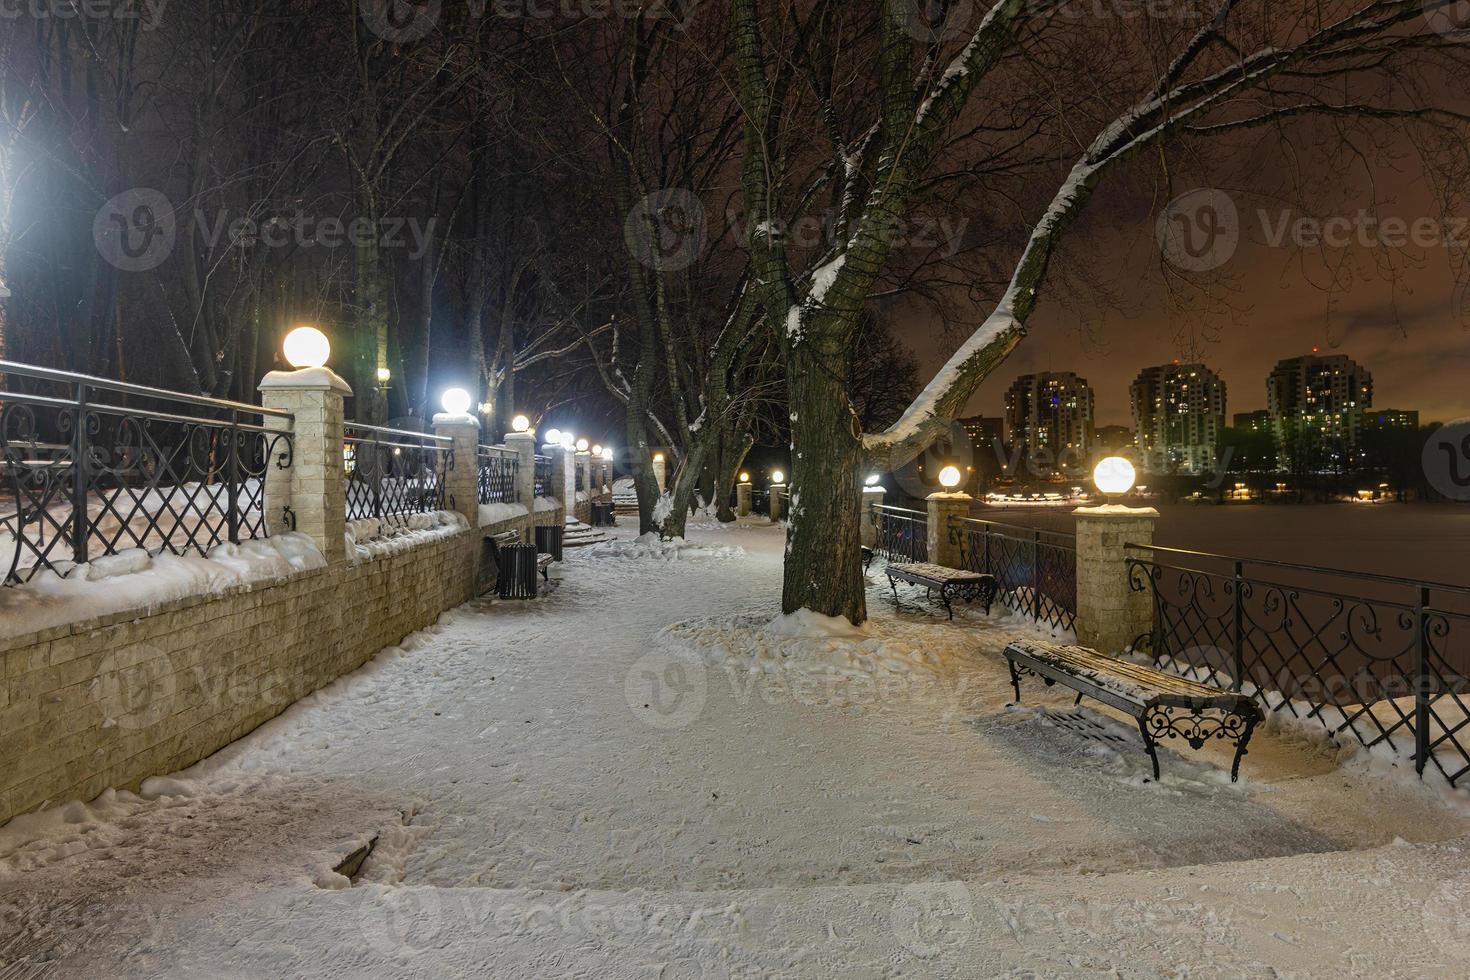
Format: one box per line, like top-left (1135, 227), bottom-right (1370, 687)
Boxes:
top-left (1003, 639), bottom-right (1262, 782)
top-left (884, 562), bottom-right (997, 620)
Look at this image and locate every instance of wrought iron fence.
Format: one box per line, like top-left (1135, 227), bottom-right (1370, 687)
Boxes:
top-left (1, 360), bottom-right (295, 586)
top-left (533, 455), bottom-right (553, 498)
top-left (477, 445), bottom-right (519, 504)
top-left (343, 424), bottom-right (452, 522)
top-left (1127, 544), bottom-right (1470, 786)
top-left (950, 516), bottom-right (1077, 632)
top-left (872, 504), bottom-right (928, 563)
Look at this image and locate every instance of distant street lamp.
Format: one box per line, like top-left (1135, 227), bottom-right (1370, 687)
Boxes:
top-left (283, 326), bottom-right (330, 369)
top-left (1093, 456), bottom-right (1137, 498)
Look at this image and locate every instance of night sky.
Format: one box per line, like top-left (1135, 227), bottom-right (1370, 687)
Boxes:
top-left (903, 140), bottom-right (1470, 430)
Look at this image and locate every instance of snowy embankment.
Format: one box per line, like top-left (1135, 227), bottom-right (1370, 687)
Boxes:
top-left (587, 531), bottom-right (743, 561)
top-left (0, 534), bottom-right (326, 641)
top-left (344, 511), bottom-right (467, 562)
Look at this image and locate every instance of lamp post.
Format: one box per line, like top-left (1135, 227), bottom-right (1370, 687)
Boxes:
top-left (1074, 455), bottom-right (1155, 655)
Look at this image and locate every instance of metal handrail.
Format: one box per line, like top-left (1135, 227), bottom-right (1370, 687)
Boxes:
top-left (0, 359), bottom-right (294, 419)
top-left (344, 422), bottom-right (452, 445)
top-left (478, 444), bottom-right (518, 458)
top-left (1125, 542), bottom-right (1470, 597)
top-left (950, 514), bottom-right (1076, 548)
top-left (872, 504), bottom-right (927, 518)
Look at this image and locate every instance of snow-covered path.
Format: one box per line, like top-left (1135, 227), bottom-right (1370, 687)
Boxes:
top-left (5, 520), bottom-right (1470, 977)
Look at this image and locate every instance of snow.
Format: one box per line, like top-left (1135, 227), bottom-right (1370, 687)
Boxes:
top-left (6, 520), bottom-right (1470, 976)
top-left (533, 496), bottom-right (561, 513)
top-left (477, 501), bottom-right (529, 526)
top-left (784, 304), bottom-right (803, 341)
top-left (1074, 504), bottom-right (1160, 517)
top-left (809, 253), bottom-right (846, 302)
top-left (587, 531), bottom-right (743, 561)
top-left (344, 511), bottom-right (467, 562)
top-left (257, 366), bottom-right (350, 392)
top-left (650, 494), bottom-right (674, 524)
top-left (0, 533), bottom-right (326, 641)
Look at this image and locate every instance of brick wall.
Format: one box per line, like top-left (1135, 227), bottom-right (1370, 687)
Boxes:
top-left (0, 529), bottom-right (478, 826)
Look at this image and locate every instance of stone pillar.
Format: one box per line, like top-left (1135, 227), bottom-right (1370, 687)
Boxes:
top-left (259, 368), bottom-right (351, 565)
top-left (861, 486), bottom-right (885, 547)
top-left (736, 482), bottom-right (752, 517)
top-left (1074, 506), bottom-right (1158, 655)
top-left (768, 483), bottom-right (785, 522)
top-left (574, 452), bottom-right (592, 522)
top-left (505, 431), bottom-right (536, 508)
top-left (925, 492), bottom-right (971, 568)
top-left (434, 413), bottom-right (481, 529)
top-left (652, 454), bottom-right (667, 494)
top-left (548, 444), bottom-right (573, 515)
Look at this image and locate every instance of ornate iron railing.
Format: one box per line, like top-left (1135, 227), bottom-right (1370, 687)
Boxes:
top-left (872, 504), bottom-right (928, 563)
top-left (477, 445), bottom-right (519, 505)
top-left (533, 455), bottom-right (553, 498)
top-left (343, 424), bottom-right (451, 522)
top-left (950, 516), bottom-right (1077, 633)
top-left (1, 360), bottom-right (294, 585)
top-left (1127, 544), bottom-right (1470, 786)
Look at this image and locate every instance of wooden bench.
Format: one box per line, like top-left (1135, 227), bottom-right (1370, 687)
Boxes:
top-left (885, 562), bottom-right (997, 620)
top-left (1003, 639), bottom-right (1262, 782)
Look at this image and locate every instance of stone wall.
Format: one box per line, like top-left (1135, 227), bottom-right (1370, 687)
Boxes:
top-left (0, 529), bottom-right (479, 826)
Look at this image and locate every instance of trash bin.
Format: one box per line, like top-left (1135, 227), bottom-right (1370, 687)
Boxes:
top-left (497, 543), bottom-right (540, 599)
top-left (535, 524), bottom-right (564, 561)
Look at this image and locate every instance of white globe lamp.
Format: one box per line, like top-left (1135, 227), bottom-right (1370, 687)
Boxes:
top-left (511, 415), bottom-right (531, 433)
top-left (283, 326), bottom-right (330, 369)
top-left (938, 465), bottom-right (962, 489)
top-left (865, 473), bottom-right (881, 486)
top-left (1093, 456), bottom-right (1137, 498)
top-left (544, 428), bottom-right (563, 446)
top-left (576, 438), bottom-right (590, 452)
top-left (771, 470), bottom-right (785, 485)
top-left (441, 388), bottom-right (472, 417)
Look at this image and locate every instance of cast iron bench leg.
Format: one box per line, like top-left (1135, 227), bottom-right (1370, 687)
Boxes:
top-left (1229, 707), bottom-right (1261, 783)
top-left (1136, 713), bottom-right (1163, 781)
top-left (940, 584), bottom-right (954, 620)
top-left (1006, 658), bottom-right (1023, 704)
top-left (888, 573), bottom-right (901, 612)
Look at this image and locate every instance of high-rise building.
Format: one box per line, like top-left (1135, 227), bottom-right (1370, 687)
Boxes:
top-left (1233, 410), bottom-right (1272, 432)
top-left (1358, 408), bottom-right (1419, 432)
top-left (1094, 425), bottom-right (1133, 452)
top-left (957, 415), bottom-right (1005, 456)
top-left (1267, 353), bottom-right (1373, 469)
top-left (1004, 372), bottom-right (1094, 473)
top-left (1130, 363), bottom-right (1227, 474)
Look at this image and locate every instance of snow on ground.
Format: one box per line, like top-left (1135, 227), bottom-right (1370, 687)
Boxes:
top-left (5, 519), bottom-right (1470, 977)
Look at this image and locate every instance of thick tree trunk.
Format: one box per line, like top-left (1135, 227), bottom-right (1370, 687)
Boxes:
top-left (624, 394), bottom-right (663, 535)
top-left (783, 348), bottom-right (866, 624)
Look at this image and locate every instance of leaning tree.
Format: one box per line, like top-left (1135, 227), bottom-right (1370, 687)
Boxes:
top-left (733, 0), bottom-right (1470, 623)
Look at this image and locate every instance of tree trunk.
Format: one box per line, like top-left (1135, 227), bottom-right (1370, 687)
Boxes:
top-left (783, 347), bottom-right (866, 625)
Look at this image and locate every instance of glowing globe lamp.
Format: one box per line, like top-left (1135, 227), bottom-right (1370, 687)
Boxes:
top-left (283, 326), bottom-right (330, 369)
top-left (865, 473), bottom-right (881, 486)
top-left (739, 472), bottom-right (750, 483)
top-left (576, 438), bottom-right (590, 452)
top-left (441, 388), bottom-right (472, 416)
top-left (771, 470), bottom-right (785, 484)
top-left (544, 428), bottom-right (563, 445)
top-left (1093, 456), bottom-right (1137, 496)
top-left (938, 465), bottom-right (962, 489)
top-left (512, 415), bottom-right (531, 433)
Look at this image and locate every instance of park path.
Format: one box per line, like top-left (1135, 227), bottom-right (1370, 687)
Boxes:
top-left (3, 520), bottom-right (1470, 978)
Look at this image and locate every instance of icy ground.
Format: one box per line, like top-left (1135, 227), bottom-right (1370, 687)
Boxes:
top-left (5, 520), bottom-right (1470, 977)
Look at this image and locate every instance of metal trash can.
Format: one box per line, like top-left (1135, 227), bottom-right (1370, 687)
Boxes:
top-left (535, 524), bottom-right (564, 561)
top-left (497, 544), bottom-right (540, 599)
top-left (591, 502), bottom-right (616, 527)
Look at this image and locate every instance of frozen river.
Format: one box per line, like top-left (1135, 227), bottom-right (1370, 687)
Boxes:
top-left (978, 503), bottom-right (1470, 586)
